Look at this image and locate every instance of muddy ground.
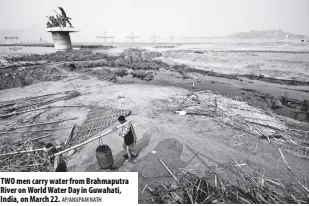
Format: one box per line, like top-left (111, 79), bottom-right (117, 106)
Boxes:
top-left (2, 48), bottom-right (308, 122)
top-left (0, 45), bottom-right (309, 203)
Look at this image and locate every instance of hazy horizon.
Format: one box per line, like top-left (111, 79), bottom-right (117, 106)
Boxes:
top-left (0, 0), bottom-right (308, 42)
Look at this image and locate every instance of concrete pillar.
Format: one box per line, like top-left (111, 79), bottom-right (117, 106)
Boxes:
top-left (51, 32), bottom-right (72, 51)
top-left (46, 27), bottom-right (78, 51)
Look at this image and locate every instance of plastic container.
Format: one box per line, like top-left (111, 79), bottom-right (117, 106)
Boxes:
top-left (96, 145), bottom-right (113, 170)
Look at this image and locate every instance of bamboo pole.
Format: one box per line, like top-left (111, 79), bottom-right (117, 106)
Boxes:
top-left (53, 120), bottom-right (132, 157)
top-left (0, 148), bottom-right (45, 157)
top-left (64, 124), bottom-right (75, 145)
top-left (49, 105), bottom-right (91, 108)
top-left (10, 117), bottom-right (79, 129)
top-left (160, 159), bottom-right (179, 182)
top-left (252, 124), bottom-right (271, 143)
top-left (0, 146), bottom-right (61, 157)
top-left (0, 105), bottom-right (90, 118)
top-left (28, 134), bottom-right (52, 142)
top-left (278, 148), bottom-right (291, 171)
top-left (0, 127), bottom-right (72, 134)
top-left (0, 106), bottom-right (49, 118)
top-left (14, 134), bottom-right (51, 143)
top-left (0, 91), bottom-right (63, 106)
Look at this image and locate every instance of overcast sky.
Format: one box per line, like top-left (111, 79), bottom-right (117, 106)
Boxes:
top-left (0, 0), bottom-right (308, 41)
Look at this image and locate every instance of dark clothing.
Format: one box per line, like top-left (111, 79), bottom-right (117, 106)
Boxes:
top-left (55, 158), bottom-right (68, 172)
top-left (124, 127), bottom-right (135, 146)
top-left (52, 155), bottom-right (68, 172)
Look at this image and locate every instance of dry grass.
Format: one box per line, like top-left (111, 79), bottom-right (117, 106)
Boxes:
top-left (147, 169), bottom-right (309, 204)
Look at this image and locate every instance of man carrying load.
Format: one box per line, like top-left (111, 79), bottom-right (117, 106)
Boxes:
top-left (43, 143), bottom-right (68, 172)
top-left (113, 116), bottom-right (137, 162)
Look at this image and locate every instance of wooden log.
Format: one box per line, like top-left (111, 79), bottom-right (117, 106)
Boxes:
top-left (10, 117), bottom-right (79, 129)
top-left (159, 159), bottom-right (178, 182)
top-left (278, 148), bottom-right (291, 171)
top-left (53, 120), bottom-right (132, 157)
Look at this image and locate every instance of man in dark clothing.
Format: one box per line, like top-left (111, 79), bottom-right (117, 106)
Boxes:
top-left (113, 116), bottom-right (137, 162)
top-left (44, 143), bottom-right (68, 172)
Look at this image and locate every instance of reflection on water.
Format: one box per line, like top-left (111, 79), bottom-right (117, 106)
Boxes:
top-left (0, 46), bottom-right (56, 54)
top-left (1, 39), bottom-right (308, 55)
